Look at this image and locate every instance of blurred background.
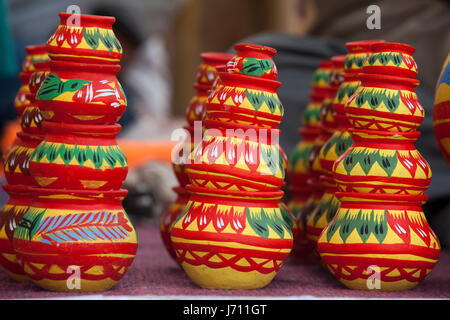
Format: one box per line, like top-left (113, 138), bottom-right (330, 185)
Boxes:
top-left (0, 0), bottom-right (449, 244)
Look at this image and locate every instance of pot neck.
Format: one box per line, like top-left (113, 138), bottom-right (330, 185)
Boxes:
top-left (349, 128), bottom-right (420, 148)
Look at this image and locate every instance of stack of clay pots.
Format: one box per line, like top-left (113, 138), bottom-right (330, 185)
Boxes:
top-left (170, 44), bottom-right (294, 289)
top-left (287, 60), bottom-right (331, 262)
top-left (11, 13), bottom-right (138, 292)
top-left (318, 42), bottom-right (441, 291)
top-left (0, 45), bottom-right (49, 282)
top-left (160, 52), bottom-right (233, 262)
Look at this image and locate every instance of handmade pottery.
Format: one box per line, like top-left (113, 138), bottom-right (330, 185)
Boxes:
top-left (345, 73), bottom-right (423, 132)
top-left (342, 40), bottom-right (384, 74)
top-left (311, 60), bottom-right (332, 96)
top-left (207, 45), bottom-right (283, 129)
top-left (302, 92), bottom-right (326, 130)
top-left (433, 53), bottom-right (450, 166)
top-left (15, 73), bottom-right (32, 118)
top-left (0, 185), bottom-right (32, 282)
top-left (29, 122), bottom-right (127, 190)
top-left (186, 120), bottom-right (285, 192)
top-left (160, 187), bottom-right (190, 262)
top-left (13, 188), bottom-right (137, 292)
top-left (170, 186), bottom-right (292, 289)
top-left (317, 192), bottom-right (440, 291)
top-left (46, 13), bottom-right (122, 65)
top-left (3, 132), bottom-right (42, 187)
top-left (36, 60), bottom-right (126, 125)
top-left (333, 129), bottom-right (431, 195)
top-left (226, 44), bottom-right (277, 80)
top-left (363, 42), bottom-right (417, 79)
top-left (22, 45), bottom-right (49, 74)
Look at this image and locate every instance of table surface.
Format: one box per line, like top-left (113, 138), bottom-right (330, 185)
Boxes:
top-left (1, 220), bottom-right (449, 300)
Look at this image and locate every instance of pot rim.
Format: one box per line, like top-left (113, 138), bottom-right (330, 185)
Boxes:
top-left (48, 60), bottom-right (121, 73)
top-left (219, 72), bottom-right (281, 91)
top-left (345, 40), bottom-right (385, 52)
top-left (25, 44), bottom-right (47, 55)
top-left (42, 121), bottom-right (122, 136)
top-left (200, 52), bottom-right (234, 66)
top-left (370, 42), bottom-right (415, 55)
top-left (204, 119), bottom-right (280, 135)
top-left (30, 187), bottom-right (128, 198)
top-left (331, 55), bottom-right (346, 66)
top-left (234, 43), bottom-right (277, 56)
top-left (336, 191), bottom-right (428, 203)
top-left (358, 72), bottom-right (419, 87)
top-left (58, 12), bottom-right (115, 27)
top-left (186, 185), bottom-right (284, 199)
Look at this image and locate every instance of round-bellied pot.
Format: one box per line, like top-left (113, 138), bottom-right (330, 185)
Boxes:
top-left (433, 53), bottom-right (450, 166)
top-left (170, 186), bottom-right (292, 289)
top-left (0, 185), bottom-right (32, 282)
top-left (206, 71), bottom-right (283, 129)
top-left (303, 92), bottom-right (326, 130)
top-left (29, 122), bottom-right (127, 191)
top-left (363, 42), bottom-right (417, 79)
top-left (333, 129), bottom-right (431, 195)
top-left (345, 73), bottom-right (424, 132)
top-left (3, 132), bottom-right (42, 187)
top-left (311, 60), bottom-right (332, 96)
top-left (21, 61), bottom-right (50, 135)
top-left (13, 188), bottom-right (137, 292)
top-left (342, 40), bottom-right (384, 73)
top-left (186, 52), bottom-right (234, 126)
top-left (317, 192), bottom-right (440, 291)
top-left (36, 60), bottom-right (126, 125)
top-left (186, 120), bottom-right (285, 192)
top-left (226, 44), bottom-right (277, 80)
top-left (46, 13), bottom-right (122, 64)
top-left (160, 187), bottom-right (190, 262)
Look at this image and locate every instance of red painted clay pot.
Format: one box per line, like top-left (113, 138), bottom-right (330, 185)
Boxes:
top-left (186, 120), bottom-right (285, 192)
top-left (29, 122), bottom-right (127, 191)
top-left (318, 192), bottom-right (440, 291)
top-left (311, 60), bottom-right (332, 96)
top-left (433, 54), bottom-right (450, 166)
top-left (345, 73), bottom-right (423, 132)
top-left (160, 187), bottom-right (190, 262)
top-left (170, 185), bottom-right (292, 289)
top-left (363, 42), bottom-right (417, 79)
top-left (343, 40), bottom-right (384, 73)
top-left (0, 185), bottom-right (32, 282)
top-left (46, 13), bottom-right (122, 65)
top-left (206, 71), bottom-right (283, 129)
top-left (3, 132), bottom-right (42, 187)
top-left (226, 44), bottom-right (277, 80)
top-left (22, 45), bottom-right (49, 74)
top-left (333, 129), bottom-right (431, 195)
top-left (15, 73), bottom-right (32, 117)
top-left (36, 60), bottom-right (126, 125)
top-left (13, 188), bottom-right (137, 292)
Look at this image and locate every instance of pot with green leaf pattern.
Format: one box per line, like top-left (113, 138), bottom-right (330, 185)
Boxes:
top-left (170, 185), bottom-right (293, 289)
top-left (317, 192), bottom-right (440, 291)
top-left (29, 122), bottom-right (127, 191)
top-left (46, 13), bottom-right (122, 65)
top-left (207, 45), bottom-right (283, 129)
top-left (345, 73), bottom-right (424, 132)
top-left (36, 60), bottom-right (126, 125)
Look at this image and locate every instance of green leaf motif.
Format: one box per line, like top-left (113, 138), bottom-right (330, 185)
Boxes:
top-left (84, 28), bottom-right (100, 49)
top-left (242, 58), bottom-right (273, 77)
top-left (247, 207), bottom-right (269, 239)
top-left (260, 143), bottom-right (279, 176)
top-left (368, 52), bottom-right (402, 67)
top-left (354, 87), bottom-right (400, 113)
top-left (36, 73), bottom-right (90, 100)
top-left (15, 208), bottom-right (46, 241)
top-left (245, 89), bottom-right (282, 115)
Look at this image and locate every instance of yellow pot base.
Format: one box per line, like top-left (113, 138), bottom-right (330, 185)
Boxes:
top-left (339, 278), bottom-right (419, 292)
top-left (31, 278), bottom-right (118, 292)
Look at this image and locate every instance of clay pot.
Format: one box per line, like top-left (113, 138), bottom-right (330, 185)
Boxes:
top-left (46, 13), bottom-right (122, 65)
top-left (160, 187), bottom-right (190, 262)
top-left (15, 73), bottom-right (32, 117)
top-left (363, 42), bottom-right (417, 79)
top-left (29, 122), bottom-right (127, 191)
top-left (333, 129), bottom-right (431, 195)
top-left (36, 60), bottom-right (126, 125)
top-left (206, 71), bottom-right (283, 129)
top-left (303, 92), bottom-right (327, 130)
top-left (343, 40), bottom-right (384, 73)
top-left (21, 61), bottom-right (51, 135)
top-left (317, 192), bottom-right (440, 291)
top-left (186, 120), bottom-right (285, 192)
top-left (226, 44), bottom-right (277, 80)
top-left (0, 185), bottom-right (32, 282)
top-left (311, 60), bottom-right (332, 96)
top-left (22, 45), bottom-right (49, 74)
top-left (186, 52), bottom-right (234, 126)
top-left (13, 188), bottom-right (137, 292)
top-left (433, 53), bottom-right (450, 166)
top-left (170, 185), bottom-right (292, 289)
top-left (3, 132), bottom-right (42, 187)
top-left (345, 73), bottom-right (423, 132)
